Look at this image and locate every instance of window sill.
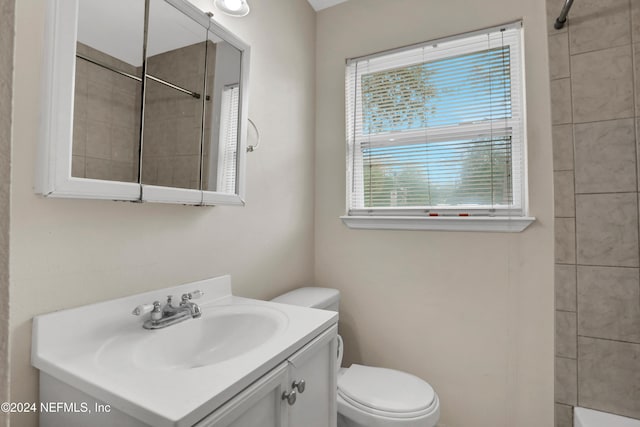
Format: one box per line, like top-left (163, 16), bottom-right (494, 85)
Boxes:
top-left (340, 215), bottom-right (536, 232)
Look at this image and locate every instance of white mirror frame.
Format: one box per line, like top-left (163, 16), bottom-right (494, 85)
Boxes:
top-left (36, 0), bottom-right (251, 206)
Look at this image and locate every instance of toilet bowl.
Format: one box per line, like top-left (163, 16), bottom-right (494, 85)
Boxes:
top-left (272, 287), bottom-right (440, 427)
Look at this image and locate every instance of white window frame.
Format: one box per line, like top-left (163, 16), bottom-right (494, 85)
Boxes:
top-left (342, 22), bottom-right (534, 232)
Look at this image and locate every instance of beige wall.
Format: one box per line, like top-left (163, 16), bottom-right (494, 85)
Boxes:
top-left (548, 0), bottom-right (640, 424)
top-left (0, 0), bottom-right (14, 425)
top-left (314, 1), bottom-right (554, 426)
top-left (9, 0), bottom-right (316, 425)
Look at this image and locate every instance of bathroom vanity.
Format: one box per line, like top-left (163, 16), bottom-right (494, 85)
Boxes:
top-left (32, 276), bottom-right (338, 427)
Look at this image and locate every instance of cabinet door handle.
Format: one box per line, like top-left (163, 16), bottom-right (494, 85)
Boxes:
top-left (292, 379), bottom-right (306, 393)
top-left (282, 390), bottom-right (297, 405)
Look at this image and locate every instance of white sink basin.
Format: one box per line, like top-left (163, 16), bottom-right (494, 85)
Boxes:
top-left (97, 304), bottom-right (289, 371)
top-left (32, 275), bottom-right (337, 427)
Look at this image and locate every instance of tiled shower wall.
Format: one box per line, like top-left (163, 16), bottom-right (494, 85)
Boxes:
top-left (142, 42), bottom-right (214, 190)
top-left (0, 0), bottom-right (14, 425)
top-left (72, 43), bottom-right (141, 183)
top-left (547, 0), bottom-right (640, 425)
top-left (73, 41), bottom-right (216, 189)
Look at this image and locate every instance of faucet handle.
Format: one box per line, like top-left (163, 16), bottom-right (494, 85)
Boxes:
top-left (182, 290), bottom-right (204, 302)
top-left (132, 301), bottom-right (161, 316)
top-left (189, 290), bottom-right (204, 299)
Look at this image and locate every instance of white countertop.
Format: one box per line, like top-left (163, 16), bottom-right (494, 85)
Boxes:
top-left (32, 275), bottom-right (338, 426)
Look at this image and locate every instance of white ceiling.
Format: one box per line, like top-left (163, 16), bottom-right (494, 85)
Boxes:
top-left (77, 0), bottom-right (349, 66)
top-left (307, 0), bottom-right (349, 11)
top-left (78, 0), bottom-right (212, 67)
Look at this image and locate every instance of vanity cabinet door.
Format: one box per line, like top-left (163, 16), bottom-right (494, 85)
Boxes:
top-left (287, 326), bottom-right (338, 427)
top-left (194, 324), bottom-right (337, 427)
top-left (195, 362), bottom-right (289, 427)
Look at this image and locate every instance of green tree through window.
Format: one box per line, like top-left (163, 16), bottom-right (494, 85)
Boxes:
top-left (359, 46), bottom-right (513, 208)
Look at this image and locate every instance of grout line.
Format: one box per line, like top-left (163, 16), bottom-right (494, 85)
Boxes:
top-left (574, 190), bottom-right (639, 196)
top-left (577, 334), bottom-right (640, 346)
top-left (556, 355), bottom-right (577, 361)
top-left (568, 42), bottom-right (633, 58)
top-left (550, 76), bottom-right (572, 83)
top-left (562, 263), bottom-right (640, 269)
top-left (572, 116), bottom-right (638, 126)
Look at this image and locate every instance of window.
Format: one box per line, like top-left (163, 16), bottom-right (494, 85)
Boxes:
top-left (344, 22), bottom-right (533, 232)
top-left (217, 84), bottom-right (240, 194)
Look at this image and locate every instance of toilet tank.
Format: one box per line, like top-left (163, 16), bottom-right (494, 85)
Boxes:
top-left (271, 287), bottom-right (340, 312)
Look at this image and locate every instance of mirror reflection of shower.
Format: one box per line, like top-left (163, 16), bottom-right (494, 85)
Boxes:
top-left (71, 0), bottom-right (243, 196)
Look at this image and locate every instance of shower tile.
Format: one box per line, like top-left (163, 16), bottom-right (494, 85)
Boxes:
top-left (576, 193), bottom-right (639, 267)
top-left (555, 218), bottom-right (576, 264)
top-left (638, 120), bottom-right (640, 192)
top-left (574, 119), bottom-right (637, 194)
top-left (556, 264), bottom-right (577, 312)
top-left (156, 158), bottom-right (174, 187)
top-left (633, 45), bottom-right (640, 117)
top-left (141, 157), bottom-right (158, 184)
top-left (551, 78), bottom-right (573, 125)
top-left (568, 0), bottom-right (630, 55)
top-left (556, 311), bottom-right (577, 358)
top-left (633, 1), bottom-right (640, 42)
top-left (555, 403), bottom-right (573, 427)
top-left (553, 125), bottom-right (574, 171)
top-left (554, 171), bottom-right (575, 217)
top-left (87, 80), bottom-right (112, 124)
top-left (140, 126), bottom-right (164, 157)
top-left (111, 127), bottom-right (137, 164)
top-left (175, 120), bottom-right (201, 156)
top-left (111, 87), bottom-right (139, 130)
top-left (578, 337), bottom-right (640, 419)
top-left (173, 156), bottom-right (201, 190)
top-left (549, 32), bottom-right (571, 80)
top-left (85, 158), bottom-right (112, 181)
top-left (85, 121), bottom-right (112, 160)
top-left (577, 266), bottom-right (640, 344)
top-left (0, 17), bottom-right (12, 87)
top-left (72, 115), bottom-right (86, 157)
top-left (71, 156), bottom-right (85, 179)
top-left (571, 46), bottom-right (634, 123)
top-left (111, 162), bottom-right (134, 183)
top-left (555, 357), bottom-right (577, 405)
top-left (74, 82), bottom-right (88, 120)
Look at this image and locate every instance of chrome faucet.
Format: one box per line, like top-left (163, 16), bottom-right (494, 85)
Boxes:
top-left (180, 291), bottom-right (203, 318)
top-left (132, 290), bottom-right (204, 329)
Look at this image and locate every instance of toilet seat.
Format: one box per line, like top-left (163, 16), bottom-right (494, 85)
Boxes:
top-left (337, 365), bottom-right (437, 419)
top-left (338, 390), bottom-right (438, 419)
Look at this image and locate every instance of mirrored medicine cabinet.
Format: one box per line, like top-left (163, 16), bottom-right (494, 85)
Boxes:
top-left (36, 0), bottom-right (250, 205)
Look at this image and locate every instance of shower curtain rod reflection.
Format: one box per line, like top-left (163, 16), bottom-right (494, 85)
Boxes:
top-left (76, 53), bottom-right (207, 100)
top-left (554, 0), bottom-right (575, 30)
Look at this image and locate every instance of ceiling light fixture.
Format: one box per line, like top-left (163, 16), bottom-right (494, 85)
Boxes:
top-left (213, 0), bottom-right (250, 17)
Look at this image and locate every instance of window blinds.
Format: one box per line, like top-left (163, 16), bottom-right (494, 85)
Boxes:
top-left (345, 22), bottom-right (525, 216)
top-left (218, 84), bottom-right (239, 194)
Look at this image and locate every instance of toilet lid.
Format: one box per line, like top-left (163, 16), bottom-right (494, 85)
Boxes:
top-left (337, 364), bottom-right (436, 414)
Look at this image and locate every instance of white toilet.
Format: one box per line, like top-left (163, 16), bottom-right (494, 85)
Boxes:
top-left (272, 287), bottom-right (440, 427)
